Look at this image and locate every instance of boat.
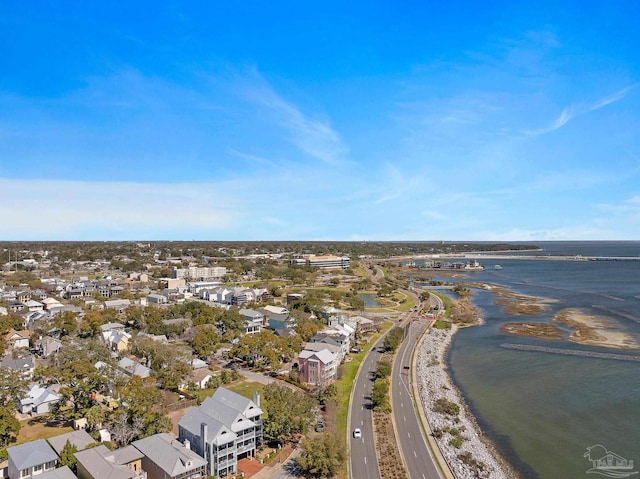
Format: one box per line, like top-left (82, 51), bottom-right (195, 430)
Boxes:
top-left (494, 265), bottom-right (502, 270)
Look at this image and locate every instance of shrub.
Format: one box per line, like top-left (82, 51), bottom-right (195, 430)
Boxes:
top-left (433, 398), bottom-right (460, 416)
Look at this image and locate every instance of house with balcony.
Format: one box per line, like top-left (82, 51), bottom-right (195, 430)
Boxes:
top-left (298, 348), bottom-right (339, 386)
top-left (239, 308), bottom-right (267, 335)
top-left (178, 387), bottom-right (262, 478)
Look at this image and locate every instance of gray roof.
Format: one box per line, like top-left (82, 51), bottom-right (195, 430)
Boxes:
top-left (117, 357), bottom-right (151, 378)
top-left (38, 466), bottom-right (78, 479)
top-left (133, 433), bottom-right (206, 475)
top-left (199, 397), bottom-right (255, 433)
top-left (239, 308), bottom-right (263, 319)
top-left (0, 356), bottom-right (34, 370)
top-left (211, 387), bottom-right (262, 419)
top-left (100, 322), bottom-right (126, 331)
top-left (7, 439), bottom-right (58, 470)
top-left (74, 445), bottom-right (143, 479)
top-left (47, 429), bottom-right (96, 455)
top-left (179, 407), bottom-right (236, 446)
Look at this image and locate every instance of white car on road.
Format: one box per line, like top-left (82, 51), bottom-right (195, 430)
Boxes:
top-left (353, 428), bottom-right (362, 439)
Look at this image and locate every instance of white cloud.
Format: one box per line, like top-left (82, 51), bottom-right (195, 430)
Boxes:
top-left (537, 84), bottom-right (638, 135)
top-left (237, 68), bottom-right (349, 165)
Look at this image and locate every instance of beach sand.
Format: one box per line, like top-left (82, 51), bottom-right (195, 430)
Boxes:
top-left (417, 325), bottom-right (519, 479)
top-left (553, 308), bottom-right (640, 350)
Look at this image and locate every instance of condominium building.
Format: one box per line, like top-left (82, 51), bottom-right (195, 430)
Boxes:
top-left (178, 388), bottom-right (262, 478)
top-left (171, 267), bottom-right (227, 281)
top-left (290, 255), bottom-right (350, 270)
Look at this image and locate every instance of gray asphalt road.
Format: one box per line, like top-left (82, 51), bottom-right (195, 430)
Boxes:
top-left (348, 339), bottom-right (384, 479)
top-left (392, 304), bottom-right (443, 479)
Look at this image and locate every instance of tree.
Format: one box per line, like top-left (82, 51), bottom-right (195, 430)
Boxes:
top-left (86, 405), bottom-right (105, 431)
top-left (262, 383), bottom-right (316, 444)
top-left (79, 311), bottom-right (105, 338)
top-left (0, 368), bottom-right (28, 408)
top-left (372, 378), bottom-right (391, 412)
top-left (190, 325), bottom-right (220, 359)
top-left (296, 433), bottom-right (346, 478)
top-left (313, 384), bottom-right (337, 406)
top-left (383, 327), bottom-right (404, 352)
top-left (0, 406), bottom-right (20, 447)
top-left (116, 376), bottom-right (170, 439)
top-left (58, 440), bottom-right (78, 469)
top-left (375, 360), bottom-right (392, 379)
top-left (52, 311), bottom-right (78, 336)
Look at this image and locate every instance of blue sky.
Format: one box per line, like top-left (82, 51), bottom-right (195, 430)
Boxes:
top-left (2, 1), bottom-right (640, 240)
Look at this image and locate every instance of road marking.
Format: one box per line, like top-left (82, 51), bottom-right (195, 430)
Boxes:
top-left (403, 416), bottom-right (406, 422)
top-left (364, 456), bottom-right (367, 464)
top-left (407, 432), bottom-right (411, 438)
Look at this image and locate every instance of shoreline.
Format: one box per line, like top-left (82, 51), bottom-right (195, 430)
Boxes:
top-left (416, 324), bottom-right (520, 479)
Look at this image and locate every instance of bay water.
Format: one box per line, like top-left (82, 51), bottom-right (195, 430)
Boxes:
top-left (445, 241), bottom-right (640, 478)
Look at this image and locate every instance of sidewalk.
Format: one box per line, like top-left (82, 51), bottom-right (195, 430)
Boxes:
top-left (243, 445), bottom-right (299, 479)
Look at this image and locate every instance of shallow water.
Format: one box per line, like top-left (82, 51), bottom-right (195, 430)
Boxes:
top-left (445, 242), bottom-right (640, 478)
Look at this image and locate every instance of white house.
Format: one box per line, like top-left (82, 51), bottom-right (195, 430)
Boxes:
top-left (20, 383), bottom-right (61, 415)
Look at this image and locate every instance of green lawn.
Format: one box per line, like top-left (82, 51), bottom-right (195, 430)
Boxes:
top-left (226, 381), bottom-right (265, 400)
top-left (194, 380), bottom-right (265, 403)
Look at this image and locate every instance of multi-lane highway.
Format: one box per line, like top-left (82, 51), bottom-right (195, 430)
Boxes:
top-left (348, 336), bottom-right (385, 479)
top-left (349, 287), bottom-right (447, 479)
top-left (392, 316), bottom-right (443, 479)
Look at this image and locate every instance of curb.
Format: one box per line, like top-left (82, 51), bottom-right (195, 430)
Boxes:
top-left (410, 323), bottom-right (456, 479)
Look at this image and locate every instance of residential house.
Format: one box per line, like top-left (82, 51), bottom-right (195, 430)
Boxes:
top-left (6, 301), bottom-right (25, 313)
top-left (179, 369), bottom-right (215, 391)
top-left (37, 466), bottom-right (78, 479)
top-left (48, 305), bottom-right (83, 317)
top-left (30, 289), bottom-right (48, 301)
top-left (348, 315), bottom-right (377, 334)
top-left (41, 297), bottom-right (64, 310)
top-left (16, 291), bottom-right (31, 303)
top-left (239, 308), bottom-right (267, 335)
top-left (298, 348), bottom-right (339, 386)
top-left (47, 430), bottom-right (96, 456)
top-left (6, 330), bottom-right (31, 350)
top-left (117, 357), bottom-right (152, 378)
top-left (0, 356), bottom-right (35, 380)
top-left (25, 300), bottom-right (44, 312)
top-left (36, 336), bottom-right (63, 358)
top-left (19, 383), bottom-right (60, 415)
top-left (104, 330), bottom-right (132, 353)
top-left (191, 358), bottom-right (208, 370)
top-left (7, 439), bottom-right (58, 479)
top-left (22, 311), bottom-right (50, 331)
top-left (302, 341), bottom-right (342, 360)
top-left (74, 445), bottom-right (146, 479)
top-left (100, 322), bottom-right (126, 334)
top-left (104, 299), bottom-right (131, 313)
top-left (146, 293), bottom-right (167, 305)
top-left (178, 387), bottom-right (262, 478)
top-left (132, 433), bottom-right (207, 479)
top-left (260, 305), bottom-right (291, 330)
